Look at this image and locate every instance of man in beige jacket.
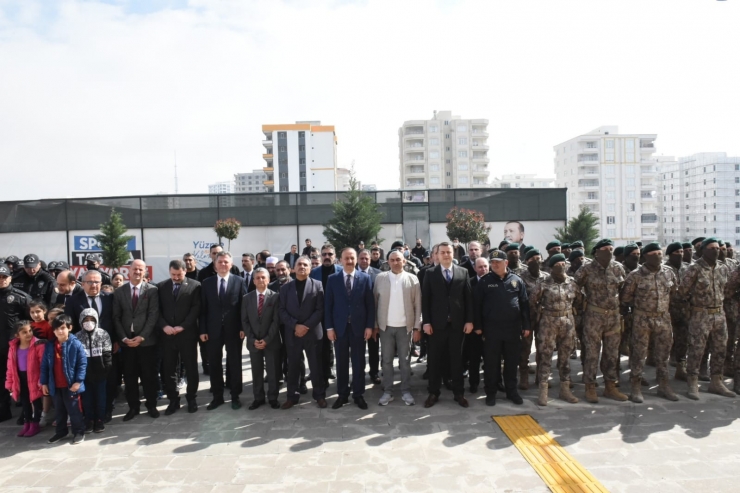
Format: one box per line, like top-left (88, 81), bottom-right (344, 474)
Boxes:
top-left (373, 251), bottom-right (422, 406)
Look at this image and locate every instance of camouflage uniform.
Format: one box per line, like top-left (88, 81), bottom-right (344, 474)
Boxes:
top-left (542, 259), bottom-right (570, 275)
top-left (724, 266), bottom-right (740, 375)
top-left (723, 258), bottom-right (740, 373)
top-left (619, 263), bottom-right (640, 356)
top-left (677, 258), bottom-right (729, 378)
top-left (518, 269), bottom-right (549, 372)
top-left (530, 275), bottom-right (583, 384)
top-left (666, 260), bottom-right (690, 364)
top-left (509, 260), bottom-right (527, 277)
top-left (567, 264), bottom-right (587, 363)
top-left (574, 260), bottom-right (626, 384)
top-left (621, 265), bottom-right (677, 381)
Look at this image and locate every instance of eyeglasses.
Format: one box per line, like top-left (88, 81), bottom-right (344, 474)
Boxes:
top-left (322, 253), bottom-right (334, 257)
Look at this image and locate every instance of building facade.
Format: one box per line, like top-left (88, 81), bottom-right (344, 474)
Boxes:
top-left (262, 121), bottom-right (338, 193)
top-left (658, 152), bottom-right (740, 247)
top-left (207, 181), bottom-right (233, 194)
top-left (234, 169), bottom-right (270, 194)
top-left (554, 126), bottom-right (659, 244)
top-left (398, 110), bottom-right (490, 191)
top-left (491, 174), bottom-right (555, 189)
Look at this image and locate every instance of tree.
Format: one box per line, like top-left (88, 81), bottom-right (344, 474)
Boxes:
top-left (95, 209), bottom-right (134, 270)
top-left (445, 207), bottom-right (491, 245)
top-left (323, 168), bottom-right (384, 251)
top-left (554, 206), bottom-right (600, 256)
top-left (214, 218), bottom-right (241, 250)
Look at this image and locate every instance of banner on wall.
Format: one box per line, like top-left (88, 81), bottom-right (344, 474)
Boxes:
top-left (430, 220), bottom-right (565, 253)
top-left (70, 234), bottom-right (142, 266)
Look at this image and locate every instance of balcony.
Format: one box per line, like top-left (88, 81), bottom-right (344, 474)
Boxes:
top-left (263, 180), bottom-right (274, 186)
top-left (472, 156), bottom-right (489, 164)
top-left (263, 154), bottom-right (273, 163)
top-left (263, 167), bottom-right (274, 172)
top-left (405, 165), bottom-right (425, 176)
top-left (472, 180), bottom-right (489, 187)
top-left (641, 191), bottom-right (656, 200)
top-left (262, 139), bottom-right (273, 148)
top-left (579, 180), bottom-right (599, 189)
top-left (471, 129), bottom-right (489, 138)
top-left (404, 126), bottom-right (424, 137)
top-left (583, 195), bottom-right (599, 203)
top-left (577, 154), bottom-right (599, 163)
top-left (641, 214), bottom-right (658, 224)
top-left (641, 182), bottom-right (656, 190)
top-left (472, 144), bottom-right (490, 151)
top-left (405, 180), bottom-right (425, 188)
top-left (405, 142), bottom-right (424, 149)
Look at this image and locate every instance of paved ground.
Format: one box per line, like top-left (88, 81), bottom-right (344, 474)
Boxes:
top-left (1, 352), bottom-right (739, 493)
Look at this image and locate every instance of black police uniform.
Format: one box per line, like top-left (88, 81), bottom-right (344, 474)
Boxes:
top-left (473, 268), bottom-right (531, 399)
top-left (12, 269), bottom-right (57, 306)
top-left (0, 284), bottom-right (32, 421)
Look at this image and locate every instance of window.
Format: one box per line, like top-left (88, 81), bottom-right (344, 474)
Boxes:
top-left (299, 158), bottom-right (306, 164)
top-left (458, 176), bottom-right (469, 184)
top-left (626, 165), bottom-right (635, 176)
top-left (299, 171), bottom-right (306, 178)
top-left (444, 120), bottom-right (449, 125)
top-left (606, 191), bottom-right (615, 200)
top-left (280, 186), bottom-right (288, 191)
top-left (458, 162), bottom-right (468, 171)
top-left (607, 204), bottom-right (615, 212)
top-left (627, 191), bottom-right (635, 199)
top-left (446, 147), bottom-right (451, 151)
top-left (430, 138), bottom-right (439, 146)
top-left (626, 140), bottom-right (634, 149)
top-left (458, 137), bottom-right (468, 145)
top-left (607, 228), bottom-right (616, 237)
top-left (299, 145), bottom-right (305, 151)
top-left (298, 131), bottom-right (304, 138)
top-left (429, 125), bottom-right (438, 133)
top-left (446, 172), bottom-right (451, 176)
top-left (606, 140), bottom-right (614, 149)
top-left (300, 185), bottom-right (306, 191)
top-left (626, 178), bottom-right (635, 187)
top-left (605, 165), bottom-right (615, 176)
top-left (606, 152), bottom-right (614, 162)
top-left (457, 125), bottom-right (467, 132)
top-left (430, 177), bottom-right (440, 185)
top-left (606, 178), bottom-right (615, 187)
top-left (278, 132), bottom-right (286, 139)
top-left (445, 134), bottom-right (450, 139)
top-left (629, 203), bottom-right (635, 211)
top-left (626, 153), bottom-right (635, 162)
top-left (429, 151), bottom-right (440, 159)
top-left (279, 146), bottom-right (287, 152)
top-left (588, 192), bottom-right (597, 199)
top-left (280, 172), bottom-right (287, 179)
top-left (628, 216), bottom-right (634, 223)
top-left (607, 216), bottom-right (616, 224)
top-left (445, 159), bottom-right (451, 165)
top-left (458, 150), bottom-right (468, 158)
top-left (430, 163), bottom-right (440, 171)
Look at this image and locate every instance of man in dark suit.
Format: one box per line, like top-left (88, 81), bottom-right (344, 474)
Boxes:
top-left (279, 256), bottom-right (327, 409)
top-left (112, 259), bottom-right (161, 421)
top-left (422, 242), bottom-right (474, 408)
top-left (464, 257), bottom-right (490, 393)
top-left (460, 241), bottom-right (482, 278)
top-left (284, 245), bottom-right (299, 271)
top-left (357, 249), bottom-right (382, 385)
top-left (270, 261), bottom-right (303, 389)
top-left (325, 248), bottom-right (376, 410)
top-left (310, 244), bottom-right (342, 386)
top-left (199, 252), bottom-right (247, 411)
top-left (240, 253), bottom-right (256, 292)
top-left (197, 243), bottom-right (240, 282)
top-left (242, 268), bottom-right (281, 410)
top-left (53, 270), bottom-right (83, 307)
top-left (157, 260), bottom-right (201, 415)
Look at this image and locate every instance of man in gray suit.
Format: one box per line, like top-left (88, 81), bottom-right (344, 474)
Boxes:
top-left (158, 259), bottom-right (201, 415)
top-left (242, 268), bottom-right (281, 410)
top-left (112, 259), bottom-right (161, 421)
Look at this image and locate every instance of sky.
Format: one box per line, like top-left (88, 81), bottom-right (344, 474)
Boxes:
top-left (1, 0), bottom-right (739, 201)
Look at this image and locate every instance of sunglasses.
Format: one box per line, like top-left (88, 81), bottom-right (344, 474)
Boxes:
top-left (322, 253), bottom-right (334, 257)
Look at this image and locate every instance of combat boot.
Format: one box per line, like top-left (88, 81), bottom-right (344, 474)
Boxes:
top-left (559, 382), bottom-right (579, 404)
top-left (733, 372), bottom-right (740, 395)
top-left (674, 363), bottom-right (687, 382)
top-left (699, 360), bottom-right (710, 382)
top-left (629, 377), bottom-right (643, 403)
top-left (604, 380), bottom-right (628, 401)
top-left (708, 375), bottom-right (736, 398)
top-left (657, 379), bottom-right (679, 401)
top-left (537, 382), bottom-right (548, 406)
top-left (686, 376), bottom-right (700, 401)
top-left (518, 369), bottom-right (529, 391)
top-left (584, 383), bottom-right (599, 403)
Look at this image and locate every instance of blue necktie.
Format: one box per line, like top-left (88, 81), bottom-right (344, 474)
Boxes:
top-left (345, 274), bottom-right (352, 297)
top-left (445, 269), bottom-right (451, 284)
top-left (173, 283), bottom-right (180, 298)
top-left (219, 278), bottom-right (226, 303)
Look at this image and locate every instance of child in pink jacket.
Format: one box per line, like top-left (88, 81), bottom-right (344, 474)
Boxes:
top-left (5, 320), bottom-right (46, 437)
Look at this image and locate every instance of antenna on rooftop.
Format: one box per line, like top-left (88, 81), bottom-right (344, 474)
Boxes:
top-left (174, 150), bottom-right (179, 194)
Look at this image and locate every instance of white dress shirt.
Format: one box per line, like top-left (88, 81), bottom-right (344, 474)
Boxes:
top-left (386, 271), bottom-right (407, 327)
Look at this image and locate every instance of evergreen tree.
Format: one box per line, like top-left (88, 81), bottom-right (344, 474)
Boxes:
top-left (95, 209), bottom-right (134, 269)
top-left (445, 207), bottom-right (491, 245)
top-left (323, 169), bottom-right (384, 251)
top-left (554, 206), bottom-right (600, 256)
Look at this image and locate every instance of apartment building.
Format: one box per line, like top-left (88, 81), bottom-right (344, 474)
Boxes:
top-left (234, 169), bottom-right (270, 194)
top-left (207, 181), bottom-right (234, 194)
top-left (554, 126), bottom-right (659, 244)
top-left (491, 173), bottom-right (555, 189)
top-left (398, 110), bottom-right (490, 190)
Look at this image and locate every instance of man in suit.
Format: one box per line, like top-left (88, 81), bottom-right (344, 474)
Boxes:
top-left (198, 243), bottom-right (240, 282)
top-left (284, 245), bottom-right (299, 271)
top-left (112, 259), bottom-right (160, 421)
top-left (422, 242), bottom-right (474, 408)
top-left (242, 268), bottom-right (281, 410)
top-left (157, 259), bottom-right (201, 415)
top-left (241, 253), bottom-right (256, 292)
top-left (53, 270), bottom-right (83, 307)
top-left (325, 248), bottom-right (376, 410)
top-left (279, 256), bottom-right (327, 409)
top-left (357, 249), bottom-right (382, 385)
top-left (270, 260), bottom-right (303, 388)
top-left (460, 241), bottom-right (482, 278)
top-left (310, 244), bottom-right (342, 386)
top-left (199, 252), bottom-right (247, 411)
top-left (464, 257), bottom-right (490, 393)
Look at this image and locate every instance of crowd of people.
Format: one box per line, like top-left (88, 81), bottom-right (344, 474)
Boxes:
top-left (1, 233), bottom-right (738, 446)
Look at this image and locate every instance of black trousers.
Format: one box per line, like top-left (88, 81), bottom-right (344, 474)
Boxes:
top-left (484, 337), bottom-right (521, 396)
top-left (321, 337), bottom-right (334, 379)
top-left (106, 351), bottom-right (123, 416)
top-left (427, 325), bottom-right (465, 396)
top-left (464, 332), bottom-right (484, 386)
top-left (122, 344), bottom-right (159, 411)
top-left (367, 336), bottom-right (380, 377)
top-left (162, 333), bottom-right (199, 401)
top-left (208, 331), bottom-right (243, 400)
top-left (0, 345), bottom-right (11, 416)
top-left (199, 338), bottom-right (209, 371)
top-left (249, 345), bottom-right (280, 402)
top-left (286, 337), bottom-right (324, 402)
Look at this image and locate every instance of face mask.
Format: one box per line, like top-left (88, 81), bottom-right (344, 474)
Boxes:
top-left (597, 250), bottom-right (613, 264)
top-left (527, 260), bottom-right (540, 274)
top-left (551, 264), bottom-right (566, 277)
top-left (624, 256), bottom-right (639, 270)
top-left (645, 255), bottom-right (662, 269)
top-left (453, 242), bottom-right (459, 246)
top-left (403, 250), bottom-right (410, 258)
top-left (704, 249), bottom-right (719, 262)
top-left (82, 321), bottom-right (96, 332)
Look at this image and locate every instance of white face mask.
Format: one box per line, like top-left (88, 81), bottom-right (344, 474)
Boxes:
top-left (82, 321), bottom-right (96, 332)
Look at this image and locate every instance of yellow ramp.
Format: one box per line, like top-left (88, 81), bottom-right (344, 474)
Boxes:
top-left (493, 415), bottom-right (609, 493)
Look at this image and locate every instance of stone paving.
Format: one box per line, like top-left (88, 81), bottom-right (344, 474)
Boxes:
top-left (1, 353), bottom-right (739, 493)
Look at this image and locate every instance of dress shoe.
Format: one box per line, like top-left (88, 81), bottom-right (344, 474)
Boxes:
top-left (423, 394), bottom-right (439, 408)
top-left (354, 397), bottom-right (368, 410)
top-left (207, 399), bottom-right (224, 411)
top-left (232, 399), bottom-right (243, 410)
top-left (331, 396), bottom-right (349, 409)
top-left (281, 400), bottom-right (297, 410)
top-left (469, 384), bottom-right (479, 393)
top-left (454, 395), bottom-right (469, 408)
top-left (485, 395), bottom-right (496, 406)
top-left (187, 400), bottom-right (198, 413)
top-left (147, 407), bottom-right (160, 418)
top-left (164, 400), bottom-right (181, 416)
top-left (370, 375), bottom-right (381, 385)
top-left (316, 398), bottom-right (328, 409)
top-left (299, 383), bottom-right (308, 394)
top-left (122, 409), bottom-right (140, 422)
top-left (269, 400), bottom-right (280, 409)
top-left (507, 393), bottom-right (524, 405)
top-left (247, 400), bottom-right (264, 411)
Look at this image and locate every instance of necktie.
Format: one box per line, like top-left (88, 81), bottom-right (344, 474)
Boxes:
top-left (132, 286), bottom-right (139, 310)
top-left (89, 296), bottom-right (99, 314)
top-left (345, 274), bottom-right (352, 297)
top-left (219, 278), bottom-right (226, 303)
top-left (173, 283), bottom-right (180, 298)
top-left (445, 269), bottom-right (452, 284)
top-left (258, 293), bottom-right (264, 317)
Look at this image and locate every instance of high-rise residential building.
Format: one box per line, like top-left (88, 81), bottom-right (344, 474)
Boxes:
top-left (207, 181), bottom-right (234, 194)
top-left (398, 110), bottom-right (490, 190)
top-left (361, 184), bottom-right (377, 191)
top-left (554, 126), bottom-right (660, 244)
top-left (658, 153), bottom-right (740, 247)
top-left (491, 173), bottom-right (555, 189)
top-left (262, 121), bottom-right (338, 193)
top-left (234, 169), bottom-right (270, 194)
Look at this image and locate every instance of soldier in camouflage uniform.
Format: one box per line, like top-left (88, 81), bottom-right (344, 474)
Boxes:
top-left (723, 261), bottom-right (740, 393)
top-left (619, 244), bottom-right (641, 358)
top-left (677, 237), bottom-right (735, 399)
top-left (567, 249), bottom-right (587, 362)
top-left (530, 254), bottom-right (582, 406)
top-left (574, 238), bottom-right (628, 403)
top-left (614, 246), bottom-right (625, 264)
top-left (690, 237), bottom-right (705, 262)
top-left (720, 241), bottom-right (739, 377)
top-left (620, 243), bottom-right (679, 402)
top-left (664, 242), bottom-right (690, 381)
top-left (505, 243), bottom-right (527, 276)
top-left (681, 242), bottom-right (694, 265)
top-left (517, 248), bottom-right (548, 390)
top-left (541, 241), bottom-right (562, 274)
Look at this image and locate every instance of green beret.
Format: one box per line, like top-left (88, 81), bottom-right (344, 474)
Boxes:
top-left (525, 249), bottom-right (541, 262)
top-left (623, 243), bottom-right (639, 256)
top-left (594, 238), bottom-right (614, 251)
top-left (568, 250), bottom-right (584, 262)
top-left (692, 237), bottom-right (706, 246)
top-left (523, 245), bottom-right (535, 254)
top-left (702, 237), bottom-right (719, 249)
top-left (635, 241), bottom-right (643, 247)
top-left (666, 242), bottom-right (683, 256)
top-left (499, 240), bottom-right (510, 249)
top-left (570, 240), bottom-right (584, 249)
top-left (641, 242), bottom-right (661, 255)
top-left (547, 253), bottom-right (566, 268)
top-left (614, 246), bottom-right (625, 256)
top-left (505, 243), bottom-right (520, 252)
top-left (545, 240), bottom-right (561, 251)
top-left (681, 242), bottom-right (693, 249)
top-left (561, 243), bottom-right (571, 249)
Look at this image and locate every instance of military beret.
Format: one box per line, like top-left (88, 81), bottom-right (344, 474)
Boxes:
top-left (570, 241), bottom-right (584, 249)
top-left (523, 245), bottom-right (535, 254)
top-left (498, 240), bottom-right (510, 249)
top-left (623, 244), bottom-right (640, 256)
top-left (636, 241), bottom-right (643, 247)
top-left (641, 242), bottom-right (661, 255)
top-left (545, 240), bottom-right (561, 251)
top-left (666, 242), bottom-right (683, 256)
top-left (547, 253), bottom-right (567, 268)
top-left (593, 238), bottom-right (614, 251)
top-left (561, 243), bottom-right (571, 249)
top-left (391, 240), bottom-right (404, 250)
top-left (614, 246), bottom-right (625, 256)
top-left (702, 237), bottom-right (719, 249)
top-left (525, 249), bottom-right (541, 262)
top-left (681, 242), bottom-right (693, 250)
top-left (692, 237), bottom-right (706, 246)
top-left (568, 250), bottom-right (584, 262)
top-left (505, 243), bottom-right (520, 252)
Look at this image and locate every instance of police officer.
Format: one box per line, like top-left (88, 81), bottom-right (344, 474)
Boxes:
top-left (11, 254), bottom-right (57, 306)
top-left (517, 248), bottom-right (548, 390)
top-left (3, 256), bottom-right (19, 275)
top-left (664, 242), bottom-right (690, 381)
top-left (78, 253), bottom-right (112, 286)
top-left (0, 264), bottom-right (32, 422)
top-left (474, 250), bottom-right (531, 406)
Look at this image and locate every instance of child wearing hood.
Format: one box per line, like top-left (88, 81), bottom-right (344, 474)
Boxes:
top-left (75, 308), bottom-right (112, 434)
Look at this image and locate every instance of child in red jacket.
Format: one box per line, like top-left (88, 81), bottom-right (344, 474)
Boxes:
top-left (29, 300), bottom-right (54, 426)
top-left (5, 321), bottom-right (46, 437)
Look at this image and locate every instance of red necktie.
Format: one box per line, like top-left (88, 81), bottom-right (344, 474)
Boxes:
top-left (132, 286), bottom-right (139, 310)
top-left (258, 293), bottom-right (264, 317)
